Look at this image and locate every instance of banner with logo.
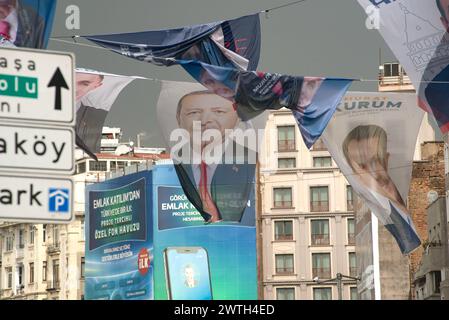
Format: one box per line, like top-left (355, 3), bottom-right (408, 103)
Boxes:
top-left (358, 0), bottom-right (449, 133)
top-left (85, 171), bottom-right (153, 300)
top-left (0, 0), bottom-right (56, 49)
top-left (178, 61), bottom-right (353, 148)
top-left (152, 164), bottom-right (257, 300)
top-left (75, 69), bottom-right (137, 158)
top-left (83, 13), bottom-right (261, 73)
top-left (322, 92), bottom-right (424, 254)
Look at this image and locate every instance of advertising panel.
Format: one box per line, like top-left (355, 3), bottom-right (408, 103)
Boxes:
top-left (85, 171), bottom-right (153, 300)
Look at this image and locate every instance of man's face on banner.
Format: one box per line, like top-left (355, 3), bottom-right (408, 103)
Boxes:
top-left (344, 131), bottom-right (404, 206)
top-left (0, 1), bottom-right (15, 20)
top-left (177, 92), bottom-right (239, 150)
top-left (200, 71), bottom-right (235, 99)
top-left (76, 73), bottom-right (104, 101)
top-left (297, 77), bottom-right (323, 109)
top-left (438, 0), bottom-right (449, 31)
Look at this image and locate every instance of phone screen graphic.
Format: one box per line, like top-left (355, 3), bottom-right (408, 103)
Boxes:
top-left (164, 247), bottom-right (213, 300)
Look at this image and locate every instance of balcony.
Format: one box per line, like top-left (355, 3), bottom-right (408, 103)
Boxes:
top-left (347, 201), bottom-right (354, 212)
top-left (278, 140), bottom-right (296, 152)
top-left (310, 201), bottom-right (329, 212)
top-left (311, 234), bottom-right (330, 246)
top-left (311, 139), bottom-right (327, 151)
top-left (46, 280), bottom-right (60, 291)
top-left (313, 268), bottom-right (332, 280)
top-left (275, 234), bottom-right (293, 241)
top-left (348, 233), bottom-right (356, 245)
top-left (349, 267), bottom-right (358, 278)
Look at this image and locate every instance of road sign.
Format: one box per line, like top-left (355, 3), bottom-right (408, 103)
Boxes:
top-left (0, 47), bottom-right (74, 125)
top-left (0, 174), bottom-right (73, 223)
top-left (0, 122), bottom-right (74, 175)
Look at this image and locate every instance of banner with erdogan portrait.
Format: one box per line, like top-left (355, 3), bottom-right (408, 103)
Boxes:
top-left (322, 92), bottom-right (425, 255)
top-left (75, 69), bottom-right (137, 157)
top-left (358, 0), bottom-right (449, 133)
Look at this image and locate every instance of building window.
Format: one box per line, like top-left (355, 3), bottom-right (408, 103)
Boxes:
top-left (310, 186), bottom-right (329, 212)
top-left (311, 138), bottom-right (327, 151)
top-left (278, 158), bottom-right (296, 169)
top-left (347, 218), bottom-right (355, 245)
top-left (53, 260), bottom-right (60, 289)
top-left (278, 126), bottom-right (296, 152)
top-left (29, 263), bottom-right (35, 284)
top-left (6, 267), bottom-right (12, 289)
top-left (311, 220), bottom-right (330, 245)
top-left (274, 188), bottom-right (293, 208)
top-left (89, 161), bottom-right (107, 172)
top-left (349, 252), bottom-right (357, 277)
top-left (42, 261), bottom-right (47, 282)
top-left (110, 161), bottom-right (126, 171)
top-left (6, 235), bottom-right (13, 251)
top-left (432, 271), bottom-right (442, 294)
top-left (275, 254), bottom-right (294, 275)
top-left (347, 186), bottom-right (354, 211)
top-left (350, 287), bottom-right (358, 300)
top-left (29, 226), bottom-right (35, 245)
top-left (312, 253), bottom-right (331, 279)
top-left (274, 221), bottom-right (293, 241)
top-left (81, 257), bottom-right (85, 279)
top-left (313, 157), bottom-right (332, 168)
top-left (276, 288), bottom-right (295, 300)
top-left (76, 161), bottom-right (86, 174)
top-left (53, 226), bottom-right (60, 248)
top-left (18, 229), bottom-right (25, 248)
top-left (43, 225), bottom-right (47, 243)
top-left (313, 287), bottom-right (332, 300)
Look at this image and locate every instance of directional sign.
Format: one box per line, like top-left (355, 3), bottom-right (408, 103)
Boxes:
top-left (0, 122), bottom-right (74, 175)
top-left (0, 174), bottom-right (73, 223)
top-left (0, 47), bottom-right (74, 125)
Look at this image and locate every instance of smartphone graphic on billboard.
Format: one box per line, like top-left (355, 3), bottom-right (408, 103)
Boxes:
top-left (163, 247), bottom-right (213, 300)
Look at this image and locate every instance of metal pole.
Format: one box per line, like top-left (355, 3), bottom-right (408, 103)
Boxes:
top-left (337, 273), bottom-right (343, 300)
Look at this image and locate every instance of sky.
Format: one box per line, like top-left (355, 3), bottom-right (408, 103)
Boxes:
top-left (48, 0), bottom-right (396, 147)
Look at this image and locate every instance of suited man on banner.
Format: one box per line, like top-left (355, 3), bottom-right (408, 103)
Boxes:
top-left (0, 0), bottom-right (45, 48)
top-left (75, 73), bottom-right (108, 154)
top-left (174, 90), bottom-right (256, 224)
top-left (342, 125), bottom-right (420, 254)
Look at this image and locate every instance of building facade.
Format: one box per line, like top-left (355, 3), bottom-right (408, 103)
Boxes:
top-left (260, 110), bottom-right (357, 300)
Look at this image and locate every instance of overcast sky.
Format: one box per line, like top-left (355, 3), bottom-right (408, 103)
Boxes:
top-left (48, 0), bottom-right (396, 147)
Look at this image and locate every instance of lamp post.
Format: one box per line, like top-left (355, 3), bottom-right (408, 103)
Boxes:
top-left (313, 273), bottom-right (360, 300)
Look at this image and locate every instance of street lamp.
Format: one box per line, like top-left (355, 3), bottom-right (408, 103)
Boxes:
top-left (313, 273), bottom-right (360, 300)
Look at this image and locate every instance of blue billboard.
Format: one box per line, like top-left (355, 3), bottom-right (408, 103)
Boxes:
top-left (85, 171), bottom-right (153, 300)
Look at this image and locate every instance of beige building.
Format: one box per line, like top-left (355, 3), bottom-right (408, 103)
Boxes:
top-left (0, 127), bottom-right (167, 300)
top-left (260, 109), bottom-right (357, 300)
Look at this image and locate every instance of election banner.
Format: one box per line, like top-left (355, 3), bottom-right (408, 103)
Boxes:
top-left (152, 164), bottom-right (257, 300)
top-left (75, 69), bottom-right (137, 158)
top-left (322, 92), bottom-right (424, 254)
top-left (156, 80), bottom-right (266, 225)
top-left (0, 0), bottom-right (56, 49)
top-left (85, 171), bottom-right (153, 300)
top-left (358, 0), bottom-right (449, 133)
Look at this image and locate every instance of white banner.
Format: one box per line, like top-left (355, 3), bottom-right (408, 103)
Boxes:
top-left (323, 92), bottom-right (424, 254)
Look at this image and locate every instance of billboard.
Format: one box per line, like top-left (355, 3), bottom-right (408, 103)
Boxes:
top-left (322, 92), bottom-right (424, 254)
top-left (85, 171), bottom-right (153, 300)
top-left (153, 164), bottom-right (257, 300)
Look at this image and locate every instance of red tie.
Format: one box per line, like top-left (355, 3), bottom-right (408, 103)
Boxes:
top-left (0, 21), bottom-right (11, 40)
top-left (199, 161), bottom-right (221, 223)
